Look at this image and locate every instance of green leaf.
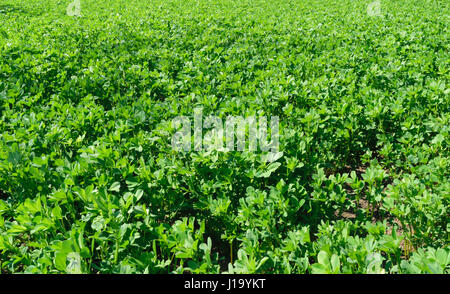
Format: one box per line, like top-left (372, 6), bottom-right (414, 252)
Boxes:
top-left (54, 252), bottom-right (67, 272)
top-left (330, 254), bottom-right (340, 273)
top-left (256, 162), bottom-right (281, 178)
top-left (109, 182), bottom-right (121, 192)
top-left (64, 178), bottom-right (75, 186)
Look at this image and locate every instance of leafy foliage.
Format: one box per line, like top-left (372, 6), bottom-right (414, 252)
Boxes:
top-left (0, 0), bottom-right (448, 273)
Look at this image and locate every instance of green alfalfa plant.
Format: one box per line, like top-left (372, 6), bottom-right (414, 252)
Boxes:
top-left (361, 164), bottom-right (387, 218)
top-left (347, 170), bottom-right (365, 215)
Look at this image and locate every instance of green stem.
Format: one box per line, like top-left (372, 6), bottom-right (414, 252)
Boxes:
top-left (114, 238), bottom-right (119, 265)
top-left (230, 240), bottom-right (233, 264)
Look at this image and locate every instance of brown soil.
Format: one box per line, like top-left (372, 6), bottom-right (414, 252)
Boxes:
top-left (335, 197), bottom-right (416, 257)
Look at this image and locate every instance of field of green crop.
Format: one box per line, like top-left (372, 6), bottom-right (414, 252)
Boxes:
top-left (0, 0), bottom-right (448, 274)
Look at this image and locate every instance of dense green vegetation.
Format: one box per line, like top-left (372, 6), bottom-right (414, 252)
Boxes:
top-left (0, 0), bottom-right (448, 274)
